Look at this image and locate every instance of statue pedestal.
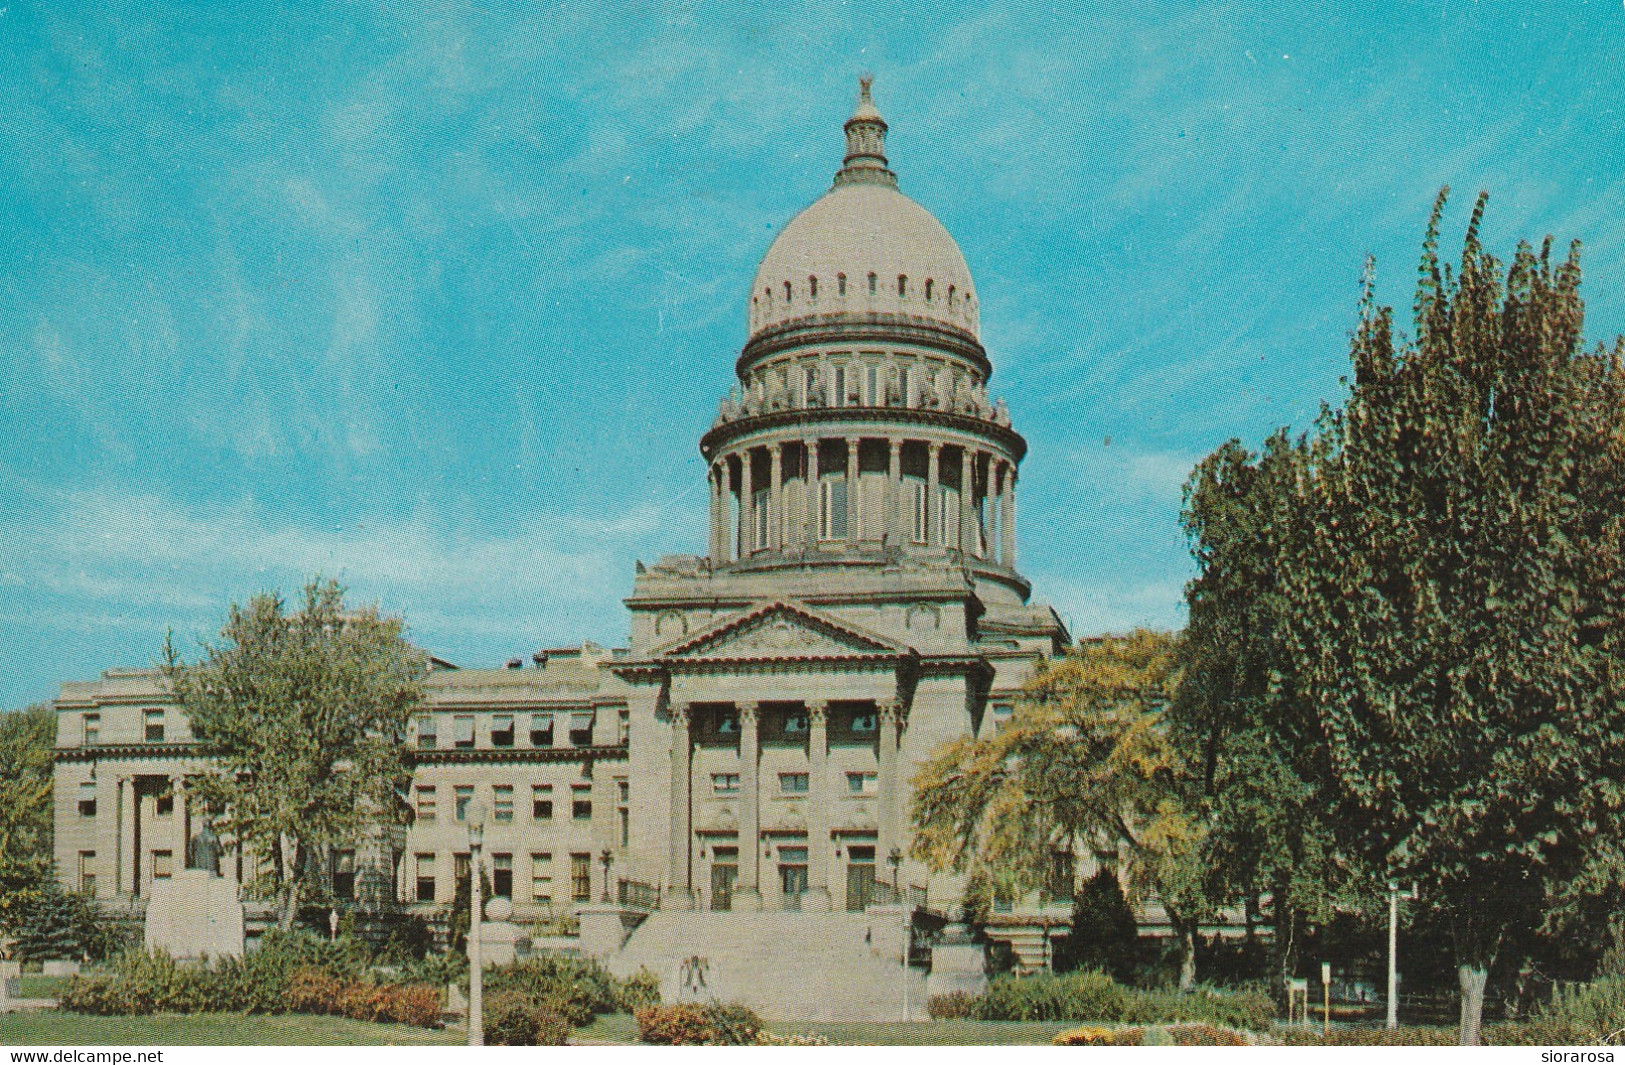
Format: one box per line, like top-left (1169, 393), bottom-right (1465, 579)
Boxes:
top-left (926, 923), bottom-right (987, 1000)
top-left (144, 870), bottom-right (245, 962)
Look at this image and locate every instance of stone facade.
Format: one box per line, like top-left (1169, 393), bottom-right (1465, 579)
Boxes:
top-left (50, 81), bottom-right (1068, 953)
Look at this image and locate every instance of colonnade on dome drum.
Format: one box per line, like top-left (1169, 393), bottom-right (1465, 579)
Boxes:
top-left (702, 425), bottom-right (1019, 572)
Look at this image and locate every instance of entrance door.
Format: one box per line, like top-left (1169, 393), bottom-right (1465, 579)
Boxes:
top-left (779, 858), bottom-right (808, 911)
top-left (710, 849), bottom-right (737, 912)
top-left (846, 846), bottom-right (877, 911)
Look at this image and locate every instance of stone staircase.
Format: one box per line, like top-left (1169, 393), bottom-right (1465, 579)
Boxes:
top-left (604, 910), bottom-right (928, 1022)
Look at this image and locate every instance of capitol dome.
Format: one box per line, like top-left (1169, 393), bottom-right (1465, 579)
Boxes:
top-left (747, 79), bottom-right (979, 342)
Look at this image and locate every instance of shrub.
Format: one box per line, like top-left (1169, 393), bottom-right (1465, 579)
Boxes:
top-left (928, 991), bottom-right (981, 1019)
top-left (977, 970), bottom-right (1127, 1022)
top-left (1053, 1026), bottom-right (1116, 1046)
top-left (1119, 985), bottom-right (1275, 1032)
top-left (1168, 1024), bottom-right (1250, 1046)
top-left (1275, 1026), bottom-right (1456, 1046)
top-left (286, 967), bottom-right (345, 1015)
top-left (384, 984), bottom-right (443, 1028)
top-left (484, 953), bottom-right (621, 1026)
top-left (1059, 871), bottom-right (1139, 981)
top-left (635, 1002), bottom-right (764, 1046)
top-left (1543, 975), bottom-right (1625, 1042)
top-left (484, 991), bottom-right (571, 1045)
top-left (617, 967), bottom-right (662, 1012)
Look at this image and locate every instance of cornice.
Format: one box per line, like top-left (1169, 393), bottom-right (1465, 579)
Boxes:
top-left (409, 744), bottom-right (628, 766)
top-left (55, 743), bottom-right (206, 762)
top-left (738, 314), bottom-right (989, 376)
top-left (700, 406), bottom-right (1027, 461)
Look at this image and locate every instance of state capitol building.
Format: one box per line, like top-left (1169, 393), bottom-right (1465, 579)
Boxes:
top-left (49, 81), bottom-right (1076, 1016)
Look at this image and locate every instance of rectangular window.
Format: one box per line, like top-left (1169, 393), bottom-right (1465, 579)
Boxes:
top-left (491, 714), bottom-right (514, 748)
top-left (455, 785), bottom-right (474, 822)
top-left (846, 771), bottom-right (878, 796)
top-left (453, 715), bottom-right (475, 748)
top-left (530, 713), bottom-right (554, 747)
top-left (571, 784), bottom-right (592, 821)
top-left (415, 785), bottom-right (436, 823)
top-left (619, 807), bottom-right (630, 848)
top-left (850, 709), bottom-right (878, 733)
top-left (533, 784), bottom-right (554, 820)
top-left (493, 784), bottom-right (514, 822)
top-left (570, 853), bottom-right (591, 902)
top-left (712, 773), bottom-right (741, 796)
top-left (804, 367), bottom-right (819, 406)
top-left (900, 367), bottom-right (912, 406)
top-left (912, 481), bottom-right (928, 543)
top-left (78, 851), bottom-right (96, 895)
top-left (332, 849), bottom-right (356, 899)
top-left (866, 364), bottom-right (879, 406)
top-left (416, 714), bottom-right (437, 750)
top-left (617, 779), bottom-right (630, 804)
top-left (155, 787), bottom-right (174, 817)
top-left (144, 709), bottom-right (165, 743)
top-left (780, 772), bottom-right (810, 794)
top-left (82, 713), bottom-right (100, 747)
top-left (492, 853), bottom-right (513, 899)
top-left (834, 366), bottom-right (846, 408)
top-left (783, 710), bottom-right (809, 735)
top-left (78, 781), bottom-right (97, 818)
top-left (152, 850), bottom-right (174, 880)
top-left (568, 712), bottom-right (595, 747)
top-left (415, 853), bottom-right (436, 903)
top-left (530, 853), bottom-right (553, 905)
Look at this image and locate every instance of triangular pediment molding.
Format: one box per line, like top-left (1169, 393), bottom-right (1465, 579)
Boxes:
top-left (652, 600), bottom-right (911, 661)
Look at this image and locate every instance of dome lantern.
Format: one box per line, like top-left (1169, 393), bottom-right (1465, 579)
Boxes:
top-left (834, 75), bottom-right (896, 190)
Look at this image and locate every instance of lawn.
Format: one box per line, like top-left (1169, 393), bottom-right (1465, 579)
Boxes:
top-left (17, 976), bottom-right (68, 1000)
top-left (0, 1012), bottom-right (460, 1047)
top-left (573, 1012), bottom-right (1075, 1046)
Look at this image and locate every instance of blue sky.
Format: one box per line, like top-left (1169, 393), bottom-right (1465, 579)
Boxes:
top-left (3, 1), bottom-right (1624, 707)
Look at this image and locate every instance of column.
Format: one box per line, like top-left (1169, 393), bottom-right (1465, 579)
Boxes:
top-left (172, 775), bottom-right (188, 874)
top-left (887, 439), bottom-right (903, 545)
top-left (960, 449), bottom-right (978, 555)
top-left (769, 446), bottom-right (783, 552)
top-left (804, 703), bottom-right (833, 911)
top-left (666, 706), bottom-right (695, 908)
top-left (877, 701), bottom-right (901, 866)
top-left (115, 776), bottom-right (129, 897)
top-left (803, 438), bottom-right (819, 547)
top-left (845, 436), bottom-right (860, 545)
top-left (710, 462), bottom-right (725, 562)
top-left (736, 704), bottom-right (763, 909)
top-left (739, 449), bottom-right (754, 556)
top-left (1003, 465), bottom-right (1017, 569)
top-left (927, 443), bottom-right (941, 547)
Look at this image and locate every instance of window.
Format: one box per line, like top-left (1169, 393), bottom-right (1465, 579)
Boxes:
top-left (833, 366), bottom-right (846, 408)
top-left (493, 785), bottom-right (514, 823)
top-left (1047, 851), bottom-right (1076, 902)
top-left (416, 715), bottom-right (437, 750)
top-left (572, 784), bottom-right (592, 821)
top-left (948, 284), bottom-right (956, 307)
top-left (925, 279), bottom-right (934, 301)
top-left (850, 710), bottom-right (878, 733)
top-left (783, 280), bottom-right (792, 302)
top-left (492, 853), bottom-right (513, 899)
top-left (77, 851), bottom-right (95, 895)
top-left (617, 710), bottom-right (629, 745)
top-left (530, 713), bottom-right (554, 747)
top-left (912, 482), bottom-right (929, 543)
top-left (712, 773), bottom-right (740, 795)
top-left (819, 478), bottom-right (848, 540)
top-left (568, 712), bottom-right (595, 747)
top-left (415, 785), bottom-right (436, 823)
top-left (867, 272), bottom-right (877, 295)
top-left (783, 711), bottom-right (809, 735)
top-left (900, 366), bottom-right (911, 406)
top-left (570, 853), bottom-right (591, 902)
top-left (454, 785), bottom-right (473, 822)
top-left (453, 715), bottom-right (475, 749)
top-left (714, 709), bottom-right (739, 734)
top-left (617, 779), bottom-right (630, 803)
top-left (78, 781), bottom-right (97, 818)
top-left (865, 364), bottom-right (879, 406)
top-left (332, 849), bottom-right (356, 899)
top-left (532, 784), bottom-right (554, 820)
top-left (846, 772), bottom-right (878, 795)
top-left (780, 772), bottom-right (809, 794)
top-left (805, 367), bottom-right (820, 405)
top-left (898, 274), bottom-right (907, 298)
top-left (616, 778), bottom-right (630, 846)
top-left (530, 853), bottom-right (553, 905)
top-left (491, 714), bottom-right (514, 747)
top-left (809, 275), bottom-right (818, 299)
top-left (155, 787), bottom-right (174, 817)
top-left (82, 713), bottom-right (99, 747)
top-left (753, 487), bottom-right (770, 549)
top-left (837, 272), bottom-right (846, 296)
top-left (619, 808), bottom-right (630, 848)
top-left (152, 850), bottom-right (174, 880)
top-left (144, 709), bottom-right (165, 743)
top-left (415, 853), bottom-right (436, 903)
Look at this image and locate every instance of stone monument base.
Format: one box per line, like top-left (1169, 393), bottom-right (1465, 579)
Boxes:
top-left (144, 870), bottom-right (245, 962)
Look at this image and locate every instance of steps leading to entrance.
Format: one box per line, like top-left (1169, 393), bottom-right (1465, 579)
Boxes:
top-left (604, 910), bottom-right (928, 1022)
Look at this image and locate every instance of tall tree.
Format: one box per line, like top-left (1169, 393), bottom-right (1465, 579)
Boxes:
top-left (1273, 191), bottom-right (1625, 1043)
top-left (165, 578), bottom-right (427, 929)
top-left (0, 703), bottom-right (57, 931)
top-left (912, 631), bottom-right (1212, 988)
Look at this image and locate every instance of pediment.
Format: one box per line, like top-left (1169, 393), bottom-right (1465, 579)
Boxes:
top-left (654, 601), bottom-right (908, 661)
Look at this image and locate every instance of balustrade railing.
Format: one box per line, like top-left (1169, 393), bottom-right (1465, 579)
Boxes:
top-left (616, 878), bottom-right (660, 911)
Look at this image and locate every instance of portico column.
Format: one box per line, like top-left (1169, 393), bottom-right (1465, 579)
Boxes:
top-left (769, 446), bottom-right (783, 552)
top-left (666, 706), bottom-right (695, 909)
top-left (1003, 465), bottom-right (1018, 569)
top-left (845, 436), bottom-right (860, 544)
top-left (739, 449), bottom-right (755, 555)
top-left (877, 701), bottom-right (901, 875)
top-left (803, 438), bottom-right (819, 547)
top-left (115, 776), bottom-right (129, 897)
top-left (887, 439), bottom-right (903, 544)
top-left (710, 462), bottom-right (726, 562)
top-left (804, 703), bottom-right (833, 911)
top-left (927, 443), bottom-right (941, 546)
top-left (736, 704), bottom-right (763, 909)
top-left (960, 449), bottom-right (978, 555)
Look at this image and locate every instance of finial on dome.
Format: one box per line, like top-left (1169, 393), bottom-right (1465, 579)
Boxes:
top-left (835, 74), bottom-right (897, 189)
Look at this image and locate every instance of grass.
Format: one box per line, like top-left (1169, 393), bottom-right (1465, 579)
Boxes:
top-left (16, 976), bottom-right (68, 1000)
top-left (572, 1012), bottom-right (1076, 1046)
top-left (0, 1012), bottom-right (460, 1047)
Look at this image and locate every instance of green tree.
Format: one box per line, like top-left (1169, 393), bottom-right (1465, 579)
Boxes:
top-left (165, 578), bottom-right (428, 929)
top-left (912, 631), bottom-right (1212, 988)
top-left (1245, 191), bottom-right (1625, 1043)
top-left (1059, 869), bottom-right (1140, 981)
top-left (7, 884), bottom-right (120, 962)
top-left (0, 703), bottom-right (57, 931)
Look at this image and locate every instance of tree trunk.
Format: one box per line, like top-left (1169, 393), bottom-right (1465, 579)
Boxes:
top-left (1168, 906), bottom-right (1198, 991)
top-left (277, 832), bottom-right (301, 931)
top-left (1271, 874), bottom-right (1298, 1011)
top-left (1457, 963), bottom-right (1489, 1046)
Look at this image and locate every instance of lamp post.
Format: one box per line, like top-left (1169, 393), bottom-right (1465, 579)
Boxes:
top-left (600, 849), bottom-right (614, 904)
top-left (467, 808), bottom-right (486, 1047)
top-left (1321, 961), bottom-right (1332, 1039)
top-left (887, 846), bottom-right (907, 1022)
top-left (1387, 881), bottom-right (1418, 1030)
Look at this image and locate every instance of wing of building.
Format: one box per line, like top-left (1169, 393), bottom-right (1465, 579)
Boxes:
top-left (51, 79), bottom-right (1077, 1015)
